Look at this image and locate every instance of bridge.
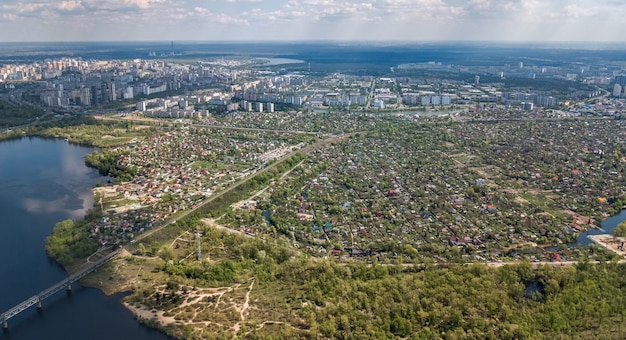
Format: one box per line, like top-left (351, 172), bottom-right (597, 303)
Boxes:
top-left (1, 250), bottom-right (120, 330)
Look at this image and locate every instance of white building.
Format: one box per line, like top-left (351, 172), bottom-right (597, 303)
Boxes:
top-left (372, 99), bottom-right (385, 108)
top-left (123, 86), bottom-right (134, 99)
top-left (613, 84), bottom-right (622, 97)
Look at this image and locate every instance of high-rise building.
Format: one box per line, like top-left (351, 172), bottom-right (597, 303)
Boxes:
top-left (123, 86), bottom-right (134, 99)
top-left (613, 84), bottom-right (622, 97)
top-left (80, 87), bottom-right (91, 106)
top-left (108, 83), bottom-right (116, 101)
top-left (474, 75), bottom-right (480, 87)
top-left (615, 75), bottom-right (626, 87)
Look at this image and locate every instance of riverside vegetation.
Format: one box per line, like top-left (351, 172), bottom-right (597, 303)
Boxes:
top-left (30, 112), bottom-right (626, 339)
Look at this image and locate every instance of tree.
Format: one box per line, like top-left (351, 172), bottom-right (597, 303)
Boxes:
top-left (612, 221), bottom-right (626, 237)
top-left (158, 246), bottom-right (175, 261)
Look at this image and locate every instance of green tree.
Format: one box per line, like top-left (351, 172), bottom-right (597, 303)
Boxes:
top-left (612, 221), bottom-right (626, 237)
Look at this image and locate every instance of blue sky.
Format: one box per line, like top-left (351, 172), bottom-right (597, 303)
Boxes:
top-left (0, 0), bottom-right (624, 42)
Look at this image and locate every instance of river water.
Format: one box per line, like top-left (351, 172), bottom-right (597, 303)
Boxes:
top-left (0, 137), bottom-right (167, 340)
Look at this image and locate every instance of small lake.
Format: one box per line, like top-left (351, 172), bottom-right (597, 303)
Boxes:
top-left (542, 209), bottom-right (626, 251)
top-left (575, 209), bottom-right (626, 246)
top-left (263, 209), bottom-right (275, 227)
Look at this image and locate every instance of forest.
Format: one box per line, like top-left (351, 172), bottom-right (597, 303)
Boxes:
top-left (45, 219), bottom-right (99, 265)
top-left (84, 149), bottom-right (138, 183)
top-left (123, 223), bottom-right (626, 340)
top-left (0, 98), bottom-right (43, 127)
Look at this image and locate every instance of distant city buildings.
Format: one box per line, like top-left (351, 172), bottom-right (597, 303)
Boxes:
top-left (614, 75), bottom-right (626, 87)
top-left (1, 52), bottom-right (624, 116)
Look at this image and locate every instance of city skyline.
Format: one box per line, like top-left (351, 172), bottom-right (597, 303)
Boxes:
top-left (0, 0), bottom-right (625, 43)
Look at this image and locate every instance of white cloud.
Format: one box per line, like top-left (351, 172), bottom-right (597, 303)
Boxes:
top-left (208, 12), bottom-right (250, 25)
top-left (58, 1), bottom-right (84, 12)
top-left (0, 0), bottom-right (625, 41)
top-left (2, 13), bottom-right (17, 21)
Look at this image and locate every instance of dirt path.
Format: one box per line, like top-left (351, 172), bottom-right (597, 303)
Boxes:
top-left (202, 218), bottom-right (252, 238)
top-left (232, 278), bottom-right (255, 335)
top-left (169, 230), bottom-right (192, 248)
top-left (240, 278), bottom-right (254, 321)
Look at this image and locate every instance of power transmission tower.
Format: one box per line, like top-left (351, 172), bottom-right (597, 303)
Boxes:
top-left (195, 230), bottom-right (202, 261)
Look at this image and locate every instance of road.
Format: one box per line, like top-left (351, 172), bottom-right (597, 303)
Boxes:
top-left (1, 84), bottom-right (58, 129)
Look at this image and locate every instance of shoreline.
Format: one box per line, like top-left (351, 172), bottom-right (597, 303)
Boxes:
top-left (587, 234), bottom-right (626, 257)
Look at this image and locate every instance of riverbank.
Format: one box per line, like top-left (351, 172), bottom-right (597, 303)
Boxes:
top-left (0, 137), bottom-right (167, 340)
top-left (587, 234), bottom-right (626, 258)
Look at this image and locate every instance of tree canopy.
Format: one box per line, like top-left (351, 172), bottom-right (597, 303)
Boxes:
top-left (612, 221), bottom-right (626, 237)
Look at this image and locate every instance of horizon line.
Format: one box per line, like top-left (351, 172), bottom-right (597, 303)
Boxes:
top-left (1, 39), bottom-right (626, 45)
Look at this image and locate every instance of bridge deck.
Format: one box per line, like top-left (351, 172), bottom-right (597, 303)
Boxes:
top-left (1, 250), bottom-right (119, 326)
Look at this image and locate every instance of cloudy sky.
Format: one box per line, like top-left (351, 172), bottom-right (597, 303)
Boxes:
top-left (0, 0), bottom-right (624, 42)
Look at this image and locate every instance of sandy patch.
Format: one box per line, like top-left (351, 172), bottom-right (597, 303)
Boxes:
top-left (124, 302), bottom-right (177, 325)
top-left (588, 235), bottom-right (626, 257)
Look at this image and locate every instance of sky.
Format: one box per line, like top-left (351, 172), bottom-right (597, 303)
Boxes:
top-left (0, 0), bottom-right (625, 42)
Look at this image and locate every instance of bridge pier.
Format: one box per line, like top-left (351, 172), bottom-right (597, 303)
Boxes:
top-left (0, 250), bottom-right (120, 334)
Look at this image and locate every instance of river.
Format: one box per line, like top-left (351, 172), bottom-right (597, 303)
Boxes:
top-left (0, 137), bottom-right (167, 340)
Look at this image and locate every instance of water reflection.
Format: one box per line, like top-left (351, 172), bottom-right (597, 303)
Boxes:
top-left (0, 138), bottom-right (167, 340)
